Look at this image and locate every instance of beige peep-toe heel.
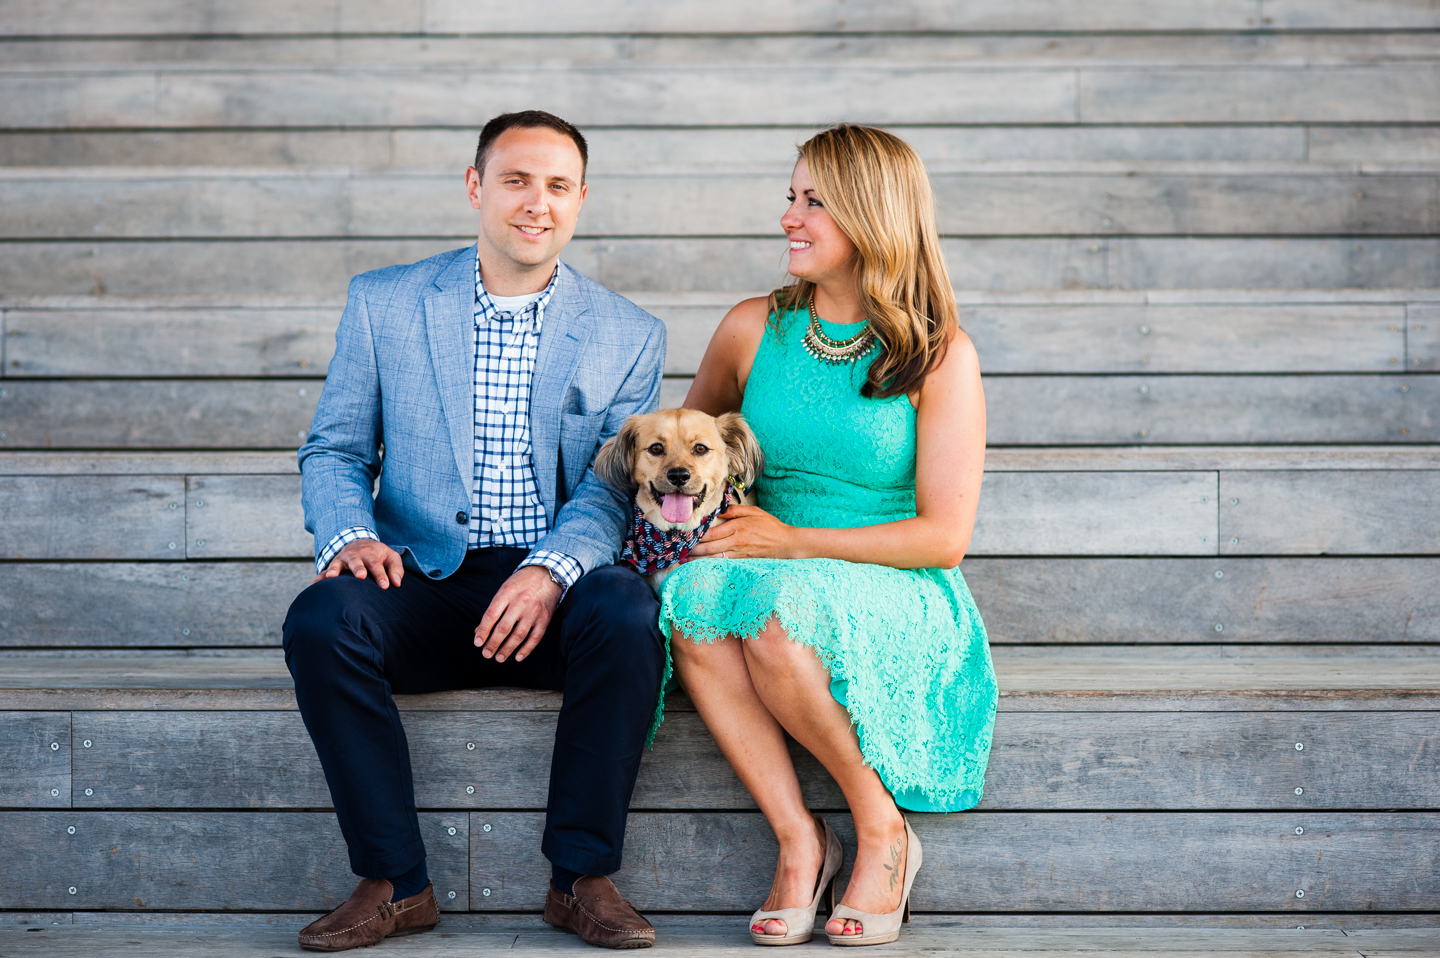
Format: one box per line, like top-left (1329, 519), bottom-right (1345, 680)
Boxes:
top-left (750, 816), bottom-right (844, 946)
top-left (826, 817), bottom-right (922, 947)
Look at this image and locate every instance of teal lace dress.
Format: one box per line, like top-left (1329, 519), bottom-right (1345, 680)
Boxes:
top-left (655, 306), bottom-right (998, 812)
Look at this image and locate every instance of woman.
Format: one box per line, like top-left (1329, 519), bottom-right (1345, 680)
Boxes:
top-left (660, 125), bottom-right (997, 946)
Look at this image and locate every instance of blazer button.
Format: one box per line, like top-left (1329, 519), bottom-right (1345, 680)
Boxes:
top-left (456, 511), bottom-right (468, 524)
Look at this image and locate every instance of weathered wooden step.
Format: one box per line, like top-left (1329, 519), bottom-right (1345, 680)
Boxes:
top-left (2, 646), bottom-right (1436, 711)
top-left (5, 165), bottom-right (1437, 239)
top-left (6, 291), bottom-right (1436, 377)
top-left (6, 555), bottom-right (1438, 648)
top-left (4, 60), bottom-right (1439, 130)
top-left (0, 375), bottom-right (1432, 450)
top-left (5, 238), bottom-right (1438, 295)
top-left (2, 706), bottom-right (1430, 811)
top-left (0, 924), bottom-right (1432, 957)
top-left (6, 0), bottom-right (1440, 36)
top-left (4, 125), bottom-right (1436, 170)
top-left (0, 808), bottom-right (1436, 913)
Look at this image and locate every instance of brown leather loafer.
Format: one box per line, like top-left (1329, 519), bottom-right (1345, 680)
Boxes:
top-left (298, 878), bottom-right (440, 952)
top-left (543, 875), bottom-right (655, 949)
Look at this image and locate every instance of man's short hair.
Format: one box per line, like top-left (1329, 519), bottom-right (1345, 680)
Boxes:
top-left (474, 110), bottom-right (589, 183)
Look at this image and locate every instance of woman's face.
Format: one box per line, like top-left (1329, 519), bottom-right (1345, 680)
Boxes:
top-left (782, 158), bottom-right (857, 285)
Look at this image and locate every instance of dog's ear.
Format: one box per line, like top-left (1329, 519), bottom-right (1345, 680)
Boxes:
top-left (715, 412), bottom-right (765, 489)
top-left (593, 415), bottom-right (642, 493)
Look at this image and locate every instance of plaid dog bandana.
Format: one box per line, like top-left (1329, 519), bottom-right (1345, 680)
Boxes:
top-left (620, 481), bottom-right (741, 575)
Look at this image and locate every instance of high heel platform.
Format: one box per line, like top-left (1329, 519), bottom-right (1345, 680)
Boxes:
top-left (826, 817), bottom-right (922, 947)
top-left (750, 815), bottom-right (844, 946)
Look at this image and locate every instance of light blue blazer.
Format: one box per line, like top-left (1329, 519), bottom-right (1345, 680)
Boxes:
top-left (299, 245), bottom-right (666, 580)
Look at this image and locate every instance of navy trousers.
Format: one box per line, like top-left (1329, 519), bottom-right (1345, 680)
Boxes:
top-left (282, 548), bottom-right (664, 879)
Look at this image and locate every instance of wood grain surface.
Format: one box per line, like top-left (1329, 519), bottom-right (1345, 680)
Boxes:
top-left (0, 712), bottom-right (70, 808)
top-left (470, 810), bottom-right (1440, 912)
top-left (0, 811), bottom-right (470, 910)
top-left (4, 238), bottom-right (1437, 296)
top-left (46, 709), bottom-right (1440, 813)
top-left (4, 170), bottom-right (1434, 239)
top-left (1219, 470), bottom-right (1440, 555)
top-left (0, 476), bottom-right (185, 559)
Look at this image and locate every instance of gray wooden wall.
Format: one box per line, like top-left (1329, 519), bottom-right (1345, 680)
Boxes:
top-left (1, 0), bottom-right (1438, 926)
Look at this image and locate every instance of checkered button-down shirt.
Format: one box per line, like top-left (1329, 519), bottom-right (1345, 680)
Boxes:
top-left (315, 258), bottom-right (582, 593)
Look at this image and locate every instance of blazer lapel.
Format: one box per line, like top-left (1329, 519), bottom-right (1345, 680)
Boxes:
top-left (424, 245), bottom-right (480, 488)
top-left (531, 263), bottom-right (592, 513)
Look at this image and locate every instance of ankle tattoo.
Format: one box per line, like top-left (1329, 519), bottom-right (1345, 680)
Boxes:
top-left (883, 840), bottom-right (901, 891)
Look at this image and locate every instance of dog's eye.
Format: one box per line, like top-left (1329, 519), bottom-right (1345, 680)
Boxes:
top-left (693, 444), bottom-right (709, 456)
top-left (647, 443), bottom-right (664, 456)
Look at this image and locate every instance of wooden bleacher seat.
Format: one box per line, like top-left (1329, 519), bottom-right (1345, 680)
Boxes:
top-left (1, 1), bottom-right (1438, 952)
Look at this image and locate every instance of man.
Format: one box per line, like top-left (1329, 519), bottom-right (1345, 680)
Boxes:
top-left (283, 110), bottom-right (666, 951)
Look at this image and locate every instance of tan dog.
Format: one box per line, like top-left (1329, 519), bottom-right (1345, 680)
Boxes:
top-left (595, 409), bottom-right (765, 590)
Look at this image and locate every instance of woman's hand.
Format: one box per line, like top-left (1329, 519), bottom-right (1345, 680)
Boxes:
top-left (688, 505), bottom-right (803, 560)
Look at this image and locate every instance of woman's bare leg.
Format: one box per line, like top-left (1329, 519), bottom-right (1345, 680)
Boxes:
top-left (670, 628), bottom-right (827, 937)
top-left (741, 617), bottom-right (907, 938)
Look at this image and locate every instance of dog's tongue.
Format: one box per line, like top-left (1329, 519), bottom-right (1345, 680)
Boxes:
top-left (661, 493), bottom-right (695, 524)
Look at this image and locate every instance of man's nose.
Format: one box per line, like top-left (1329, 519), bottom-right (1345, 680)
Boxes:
top-left (525, 186), bottom-right (549, 215)
top-left (667, 467), bottom-right (691, 487)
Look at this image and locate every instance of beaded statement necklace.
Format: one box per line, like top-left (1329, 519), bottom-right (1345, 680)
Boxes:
top-left (801, 298), bottom-right (878, 365)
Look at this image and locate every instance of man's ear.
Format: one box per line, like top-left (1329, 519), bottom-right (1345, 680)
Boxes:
top-left (593, 416), bottom-right (641, 493)
top-left (715, 412), bottom-right (765, 488)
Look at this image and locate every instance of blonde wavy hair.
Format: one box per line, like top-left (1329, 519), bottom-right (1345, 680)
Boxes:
top-left (769, 124), bottom-right (958, 399)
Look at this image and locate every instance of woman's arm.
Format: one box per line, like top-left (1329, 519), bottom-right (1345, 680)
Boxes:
top-left (683, 296), bottom-right (770, 416)
top-left (690, 329), bottom-right (986, 569)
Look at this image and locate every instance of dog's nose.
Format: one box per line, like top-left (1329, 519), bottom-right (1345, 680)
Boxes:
top-left (666, 467), bottom-right (691, 487)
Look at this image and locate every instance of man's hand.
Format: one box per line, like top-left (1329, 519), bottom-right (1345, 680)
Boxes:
top-left (474, 565), bottom-right (562, 663)
top-left (312, 539), bottom-right (405, 589)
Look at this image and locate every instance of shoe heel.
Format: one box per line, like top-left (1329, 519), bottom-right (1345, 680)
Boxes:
top-left (826, 877), bottom-right (836, 917)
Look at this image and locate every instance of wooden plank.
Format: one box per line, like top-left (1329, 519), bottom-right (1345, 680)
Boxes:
top-left (0, 926), bottom-right (1431, 958)
top-left (0, 476), bottom-right (185, 559)
top-left (964, 558), bottom-right (1440, 643)
top-left (0, 0), bottom-right (423, 36)
top-left (5, 170), bottom-right (1435, 239)
top-left (983, 446), bottom-right (1440, 473)
top-left (471, 810), bottom-right (1440, 912)
top-left (0, 67), bottom-right (1078, 129)
top-left (0, 381), bottom-right (319, 450)
top-left (1262, 0), bottom-right (1440, 29)
top-left (186, 475), bottom-right (309, 559)
top-left (0, 812), bottom-right (468, 910)
top-left (0, 126), bottom-right (1311, 170)
top-left (1308, 127), bottom-right (1440, 165)
top-left (0, 299), bottom-right (1430, 378)
top-left (971, 471), bottom-right (1217, 556)
top-left (62, 709), bottom-right (1440, 813)
top-left (1409, 303), bottom-right (1439, 371)
top-left (0, 562), bottom-right (309, 647)
top-left (3, 307), bottom-right (336, 376)
top-left (0, 452), bottom-right (300, 475)
top-left (1220, 470), bottom-right (1440, 555)
top-left (5, 646), bottom-right (1440, 712)
top-left (0, 2), bottom-right (1268, 38)
top-left (969, 304), bottom-right (1410, 374)
top-left (179, 469), bottom-right (1220, 558)
top-left (984, 376), bottom-right (1435, 445)
top-left (4, 238), bottom-right (1438, 297)
top-left (1081, 67), bottom-right (1440, 124)
top-left (0, 712), bottom-right (70, 808)
top-left (7, 554), bottom-right (1437, 649)
top-left (0, 375), bottom-right (1428, 450)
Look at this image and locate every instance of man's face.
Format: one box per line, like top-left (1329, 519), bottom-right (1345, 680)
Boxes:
top-left (466, 126), bottom-right (587, 278)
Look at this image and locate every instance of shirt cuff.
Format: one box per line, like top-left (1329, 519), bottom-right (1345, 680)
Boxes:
top-left (317, 526), bottom-right (379, 574)
top-left (520, 550), bottom-right (583, 598)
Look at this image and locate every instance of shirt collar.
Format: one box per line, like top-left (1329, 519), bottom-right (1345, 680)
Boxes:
top-left (474, 254), bottom-right (559, 331)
